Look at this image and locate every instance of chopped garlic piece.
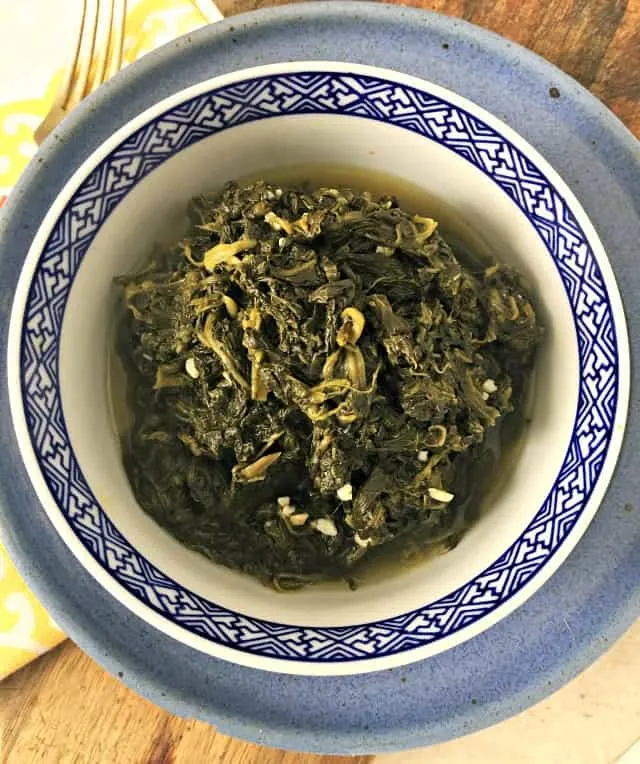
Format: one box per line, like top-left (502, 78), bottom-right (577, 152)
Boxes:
top-left (289, 513), bottom-right (309, 526)
top-left (336, 483), bottom-right (353, 502)
top-left (417, 450), bottom-right (429, 463)
top-left (428, 487), bottom-right (455, 503)
top-left (354, 533), bottom-right (372, 548)
top-left (483, 378), bottom-right (498, 394)
top-left (277, 496), bottom-right (291, 507)
top-left (482, 392), bottom-right (489, 401)
top-left (280, 505), bottom-right (295, 518)
top-left (312, 517), bottom-right (338, 537)
top-left (185, 357), bottom-right (199, 379)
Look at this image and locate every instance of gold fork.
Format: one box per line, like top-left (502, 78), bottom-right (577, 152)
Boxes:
top-left (34, 0), bottom-right (127, 145)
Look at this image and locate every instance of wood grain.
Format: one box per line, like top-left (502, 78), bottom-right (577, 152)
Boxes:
top-left (2, 1), bottom-right (639, 762)
top-left (0, 642), bottom-right (374, 763)
top-left (2, 624), bottom-right (640, 763)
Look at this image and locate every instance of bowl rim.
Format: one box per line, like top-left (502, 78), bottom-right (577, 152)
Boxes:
top-left (5, 59), bottom-right (630, 675)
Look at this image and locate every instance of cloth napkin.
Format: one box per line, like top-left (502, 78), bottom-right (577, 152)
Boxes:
top-left (0, 0), bottom-right (221, 680)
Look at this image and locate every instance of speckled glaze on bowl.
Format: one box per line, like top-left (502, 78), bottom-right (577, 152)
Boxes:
top-left (1, 2), bottom-right (639, 754)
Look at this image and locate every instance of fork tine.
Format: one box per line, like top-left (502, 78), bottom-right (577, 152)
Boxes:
top-left (105, 0), bottom-right (127, 80)
top-left (85, 0), bottom-right (112, 94)
top-left (33, 0), bottom-right (87, 144)
top-left (67, 0), bottom-right (99, 107)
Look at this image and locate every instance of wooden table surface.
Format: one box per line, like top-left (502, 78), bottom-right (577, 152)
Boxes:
top-left (2, 1), bottom-right (639, 762)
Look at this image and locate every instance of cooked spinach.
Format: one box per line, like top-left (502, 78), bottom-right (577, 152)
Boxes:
top-left (115, 180), bottom-right (542, 589)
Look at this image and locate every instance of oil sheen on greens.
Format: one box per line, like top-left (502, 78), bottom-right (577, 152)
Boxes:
top-left (115, 180), bottom-right (542, 590)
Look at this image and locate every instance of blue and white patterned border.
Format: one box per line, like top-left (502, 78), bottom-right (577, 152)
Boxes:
top-left (19, 72), bottom-right (620, 663)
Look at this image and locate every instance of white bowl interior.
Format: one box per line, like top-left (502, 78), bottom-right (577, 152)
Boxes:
top-left (60, 114), bottom-right (578, 626)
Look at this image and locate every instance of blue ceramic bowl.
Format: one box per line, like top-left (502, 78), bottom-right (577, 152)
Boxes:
top-left (1, 3), bottom-right (639, 753)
